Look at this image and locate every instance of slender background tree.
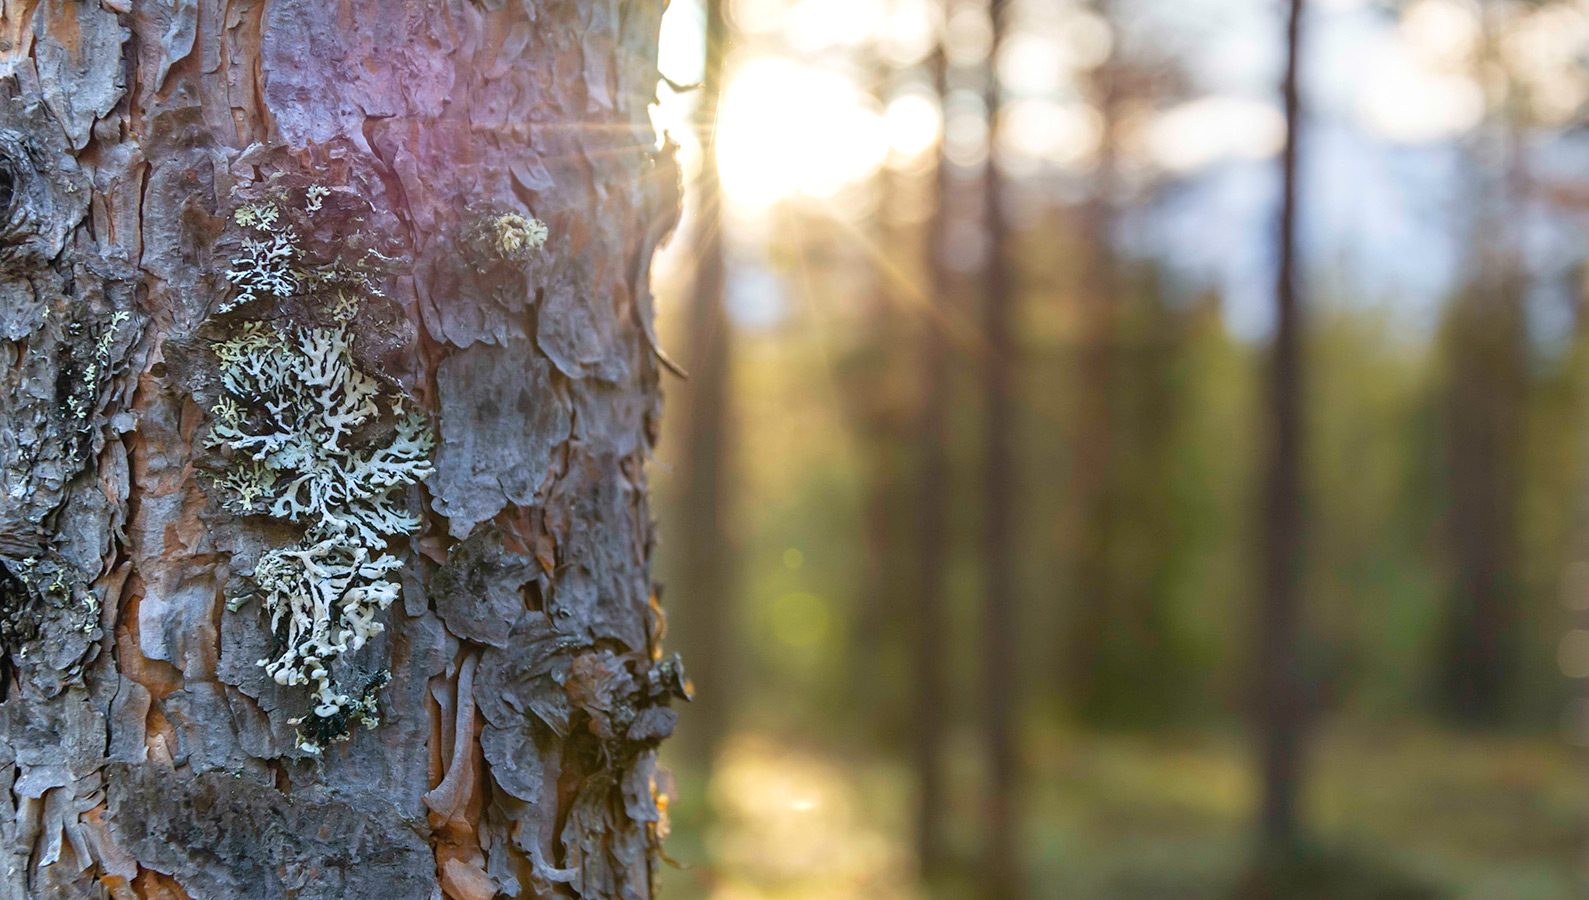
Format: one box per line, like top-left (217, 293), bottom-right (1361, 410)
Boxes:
top-left (675, 0), bottom-right (738, 768)
top-left (913, 35), bottom-right (954, 891)
top-left (1256, 0), bottom-right (1310, 867)
top-left (980, 0), bottom-right (1020, 895)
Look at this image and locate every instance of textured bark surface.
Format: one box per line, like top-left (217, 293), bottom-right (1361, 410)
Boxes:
top-left (0, 0), bottom-right (682, 897)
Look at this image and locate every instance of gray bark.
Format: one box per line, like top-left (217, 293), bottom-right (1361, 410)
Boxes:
top-left (0, 1), bottom-right (683, 898)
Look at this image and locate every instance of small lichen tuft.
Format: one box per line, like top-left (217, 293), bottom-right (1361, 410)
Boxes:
top-left (0, 562), bottom-right (40, 649)
top-left (59, 308), bottom-right (131, 428)
top-left (4, 556), bottom-right (96, 637)
top-left (304, 184), bottom-right (330, 212)
top-left (478, 212), bottom-right (548, 262)
top-left (233, 202), bottom-right (281, 230)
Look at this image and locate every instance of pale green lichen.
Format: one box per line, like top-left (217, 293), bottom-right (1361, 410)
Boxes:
top-left (223, 201), bottom-right (298, 313)
top-left (9, 556), bottom-right (96, 635)
top-left (212, 185), bottom-right (433, 753)
top-left (221, 225), bottom-right (297, 314)
top-left (222, 189), bottom-right (393, 316)
top-left (233, 201), bottom-right (281, 230)
top-left (64, 309), bottom-right (130, 423)
top-left (479, 212), bottom-right (548, 262)
top-left (11, 557), bottom-right (65, 596)
top-left (304, 184), bottom-right (330, 212)
top-left (214, 455), bottom-right (277, 512)
top-left (328, 289), bottom-right (360, 322)
top-left (96, 310), bottom-right (130, 357)
top-left (211, 320), bottom-right (433, 752)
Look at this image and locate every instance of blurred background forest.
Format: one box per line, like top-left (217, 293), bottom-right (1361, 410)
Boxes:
top-left (641, 0), bottom-right (1589, 896)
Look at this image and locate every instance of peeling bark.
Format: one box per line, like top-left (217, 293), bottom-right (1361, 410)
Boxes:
top-left (0, 0), bottom-right (682, 897)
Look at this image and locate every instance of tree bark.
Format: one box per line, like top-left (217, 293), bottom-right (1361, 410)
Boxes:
top-left (0, 1), bottom-right (682, 898)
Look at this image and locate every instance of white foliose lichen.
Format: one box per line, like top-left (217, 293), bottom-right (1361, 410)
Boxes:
top-left (304, 184), bottom-right (330, 212)
top-left (221, 203), bottom-right (297, 314)
top-left (210, 315), bottom-right (433, 753)
top-left (223, 194), bottom-right (397, 318)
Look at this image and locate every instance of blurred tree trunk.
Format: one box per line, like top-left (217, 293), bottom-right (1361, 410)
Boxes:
top-left (1436, 34), bottom-right (1528, 726)
top-left (1256, 0), bottom-right (1309, 862)
top-left (980, 0), bottom-right (1020, 894)
top-left (0, 2), bottom-right (681, 898)
top-left (1438, 278), bottom-right (1525, 725)
top-left (849, 56), bottom-right (917, 750)
top-left (1067, 0), bottom-right (1122, 724)
top-left (675, 0), bottom-right (736, 767)
top-left (913, 40), bottom-right (953, 887)
top-left (1067, 5), bottom-right (1197, 729)
top-left (1103, 284), bottom-right (1195, 724)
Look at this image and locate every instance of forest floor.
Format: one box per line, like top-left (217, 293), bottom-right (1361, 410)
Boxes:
top-left (657, 723), bottom-right (1588, 900)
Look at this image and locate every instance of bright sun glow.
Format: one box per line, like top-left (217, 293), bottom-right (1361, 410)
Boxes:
top-left (1000, 99), bottom-right (1101, 169)
top-left (1357, 36), bottom-right (1483, 143)
top-left (716, 58), bottom-right (888, 208)
top-left (785, 0), bottom-right (887, 51)
top-left (1139, 96), bottom-right (1285, 173)
top-left (883, 92), bottom-right (941, 160)
top-left (878, 0), bottom-right (936, 67)
top-left (1400, 0), bottom-right (1479, 70)
top-left (1500, 3), bottom-right (1589, 126)
top-left (997, 33), bottom-right (1067, 97)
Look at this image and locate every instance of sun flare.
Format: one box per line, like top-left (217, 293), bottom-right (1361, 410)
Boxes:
top-left (716, 58), bottom-right (889, 209)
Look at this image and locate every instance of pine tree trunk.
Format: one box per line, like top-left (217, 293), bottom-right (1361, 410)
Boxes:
top-left (0, 2), bottom-right (682, 898)
top-left (1257, 0), bottom-right (1307, 860)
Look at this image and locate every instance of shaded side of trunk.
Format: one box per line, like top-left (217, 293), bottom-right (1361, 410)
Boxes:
top-left (674, 0), bottom-right (735, 767)
top-left (1256, 0), bottom-right (1309, 858)
top-left (0, 2), bottom-right (680, 898)
top-left (980, 0), bottom-right (1020, 894)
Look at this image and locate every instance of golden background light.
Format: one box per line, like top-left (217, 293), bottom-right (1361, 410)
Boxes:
top-left (716, 58), bottom-right (889, 208)
top-left (883, 92), bottom-right (943, 160)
